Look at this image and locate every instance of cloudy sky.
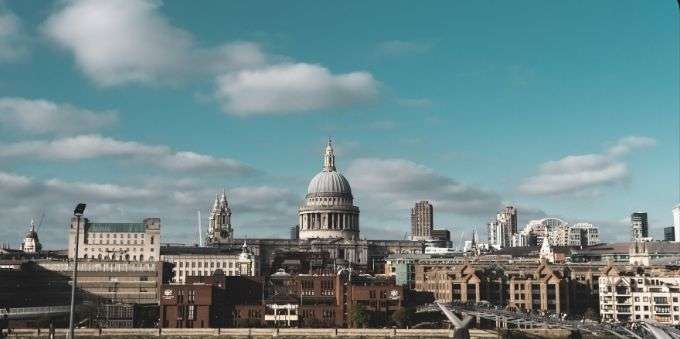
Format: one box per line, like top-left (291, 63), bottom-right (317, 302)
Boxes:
top-left (0, 0), bottom-right (678, 248)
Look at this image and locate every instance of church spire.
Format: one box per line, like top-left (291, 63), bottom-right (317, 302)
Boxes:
top-left (323, 138), bottom-right (336, 172)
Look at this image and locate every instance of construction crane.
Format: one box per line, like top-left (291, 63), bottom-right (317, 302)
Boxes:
top-left (35, 212), bottom-right (45, 231)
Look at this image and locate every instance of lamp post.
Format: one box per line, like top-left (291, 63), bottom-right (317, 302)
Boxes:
top-left (68, 203), bottom-right (86, 339)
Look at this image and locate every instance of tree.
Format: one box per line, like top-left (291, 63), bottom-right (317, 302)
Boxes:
top-left (349, 305), bottom-right (370, 328)
top-left (391, 307), bottom-right (415, 328)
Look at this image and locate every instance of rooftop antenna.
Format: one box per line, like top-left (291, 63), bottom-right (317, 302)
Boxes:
top-left (197, 210), bottom-right (203, 247)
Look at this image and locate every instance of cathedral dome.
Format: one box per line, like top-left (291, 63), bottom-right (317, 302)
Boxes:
top-left (298, 138), bottom-right (360, 241)
top-left (307, 171), bottom-right (352, 197)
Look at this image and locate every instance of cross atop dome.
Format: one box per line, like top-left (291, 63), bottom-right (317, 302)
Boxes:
top-left (323, 137), bottom-right (336, 172)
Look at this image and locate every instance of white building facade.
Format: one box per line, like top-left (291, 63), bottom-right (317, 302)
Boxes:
top-left (161, 242), bottom-right (257, 283)
top-left (68, 217), bottom-right (161, 261)
top-left (487, 206), bottom-right (517, 249)
top-left (21, 219), bottom-right (41, 253)
top-left (600, 269), bottom-right (680, 324)
top-left (569, 223), bottom-right (600, 246)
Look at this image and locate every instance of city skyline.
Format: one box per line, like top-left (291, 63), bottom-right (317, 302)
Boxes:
top-left (0, 0), bottom-right (678, 248)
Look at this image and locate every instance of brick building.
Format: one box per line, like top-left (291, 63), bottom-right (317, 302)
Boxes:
top-left (413, 259), bottom-right (602, 316)
top-left (160, 282), bottom-right (216, 328)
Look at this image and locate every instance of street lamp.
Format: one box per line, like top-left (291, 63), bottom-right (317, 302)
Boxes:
top-left (68, 203), bottom-right (86, 339)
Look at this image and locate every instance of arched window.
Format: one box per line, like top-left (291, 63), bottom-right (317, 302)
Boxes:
top-left (133, 255), bottom-right (137, 261)
top-left (125, 254), bottom-right (130, 261)
top-left (150, 236), bottom-right (154, 245)
top-left (140, 254), bottom-right (144, 261)
top-left (98, 254), bottom-right (102, 260)
top-left (83, 254), bottom-right (87, 259)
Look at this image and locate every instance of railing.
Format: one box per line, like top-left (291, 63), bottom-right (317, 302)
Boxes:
top-left (0, 306), bottom-right (70, 318)
top-left (0, 328), bottom-right (499, 338)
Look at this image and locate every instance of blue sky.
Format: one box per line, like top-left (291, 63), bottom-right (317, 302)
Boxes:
top-left (0, 0), bottom-right (678, 248)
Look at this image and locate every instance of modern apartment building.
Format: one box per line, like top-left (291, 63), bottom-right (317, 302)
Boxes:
top-left (600, 264), bottom-right (680, 324)
top-left (631, 212), bottom-right (649, 241)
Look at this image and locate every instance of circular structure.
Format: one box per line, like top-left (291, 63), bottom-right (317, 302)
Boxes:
top-left (298, 139), bottom-right (360, 240)
top-left (307, 171), bottom-right (352, 196)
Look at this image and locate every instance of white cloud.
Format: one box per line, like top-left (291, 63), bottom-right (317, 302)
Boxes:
top-left (42, 0), bottom-right (268, 86)
top-left (346, 158), bottom-right (500, 216)
top-left (45, 178), bottom-right (157, 201)
top-left (0, 134), bottom-right (255, 175)
top-left (215, 63), bottom-right (379, 115)
top-left (42, 0), bottom-right (380, 114)
top-left (519, 136), bottom-right (656, 196)
top-left (0, 6), bottom-right (27, 61)
top-left (0, 171), bottom-right (33, 193)
top-left (607, 136), bottom-right (657, 157)
top-left (0, 97), bottom-right (117, 134)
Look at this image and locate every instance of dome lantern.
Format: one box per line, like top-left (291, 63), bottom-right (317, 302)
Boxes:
top-left (323, 137), bottom-right (336, 172)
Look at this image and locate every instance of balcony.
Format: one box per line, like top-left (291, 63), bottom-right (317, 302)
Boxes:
top-left (615, 297), bottom-right (632, 304)
top-left (616, 306), bottom-right (631, 313)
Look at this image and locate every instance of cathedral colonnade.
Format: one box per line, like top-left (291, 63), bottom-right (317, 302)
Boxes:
top-left (299, 211), bottom-right (359, 231)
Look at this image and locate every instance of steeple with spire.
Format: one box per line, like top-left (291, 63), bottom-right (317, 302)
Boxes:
top-left (323, 138), bottom-right (336, 172)
top-left (207, 189), bottom-right (233, 245)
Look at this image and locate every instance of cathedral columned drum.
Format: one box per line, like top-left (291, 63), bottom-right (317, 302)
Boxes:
top-left (298, 139), bottom-right (360, 240)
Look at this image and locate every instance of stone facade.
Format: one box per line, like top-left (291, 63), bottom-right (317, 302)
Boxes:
top-left (298, 140), bottom-right (360, 240)
top-left (161, 242), bottom-right (257, 283)
top-left (231, 238), bottom-right (423, 274)
top-left (68, 217), bottom-right (161, 262)
top-left (206, 191), bottom-right (233, 245)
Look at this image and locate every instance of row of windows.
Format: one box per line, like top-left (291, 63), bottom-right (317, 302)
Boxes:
top-left (176, 261), bottom-right (234, 269)
top-left (86, 235), bottom-right (154, 245)
top-left (83, 247), bottom-right (153, 252)
top-left (176, 269), bottom-right (239, 277)
top-left (82, 253), bottom-right (153, 261)
top-left (86, 239), bottom-right (145, 245)
top-left (90, 233), bottom-right (144, 238)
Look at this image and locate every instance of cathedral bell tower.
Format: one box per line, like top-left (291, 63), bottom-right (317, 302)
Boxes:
top-left (207, 190), bottom-right (234, 244)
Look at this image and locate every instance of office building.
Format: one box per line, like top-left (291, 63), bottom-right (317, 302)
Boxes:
top-left (631, 212), bottom-right (649, 241)
top-left (665, 226), bottom-right (676, 242)
top-left (569, 223), bottom-right (600, 246)
top-left (411, 201), bottom-right (434, 241)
